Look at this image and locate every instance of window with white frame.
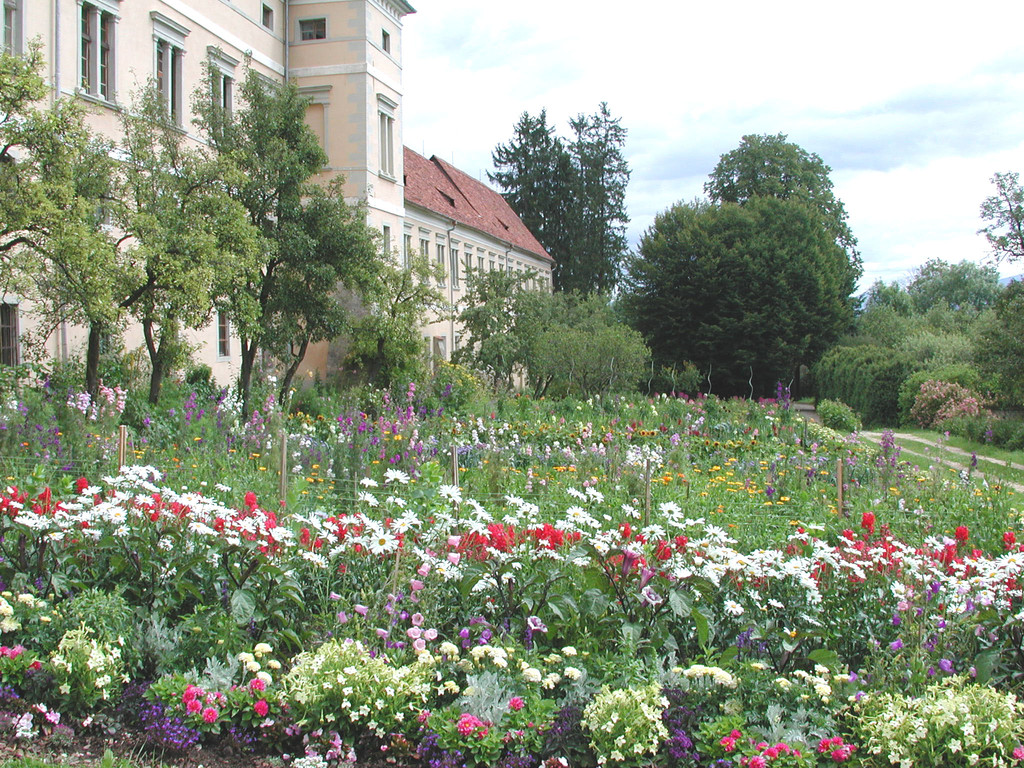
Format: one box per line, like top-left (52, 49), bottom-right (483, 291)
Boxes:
top-left (450, 245), bottom-right (459, 289)
top-left (381, 29), bottom-right (391, 53)
top-left (81, 1), bottom-right (118, 101)
top-left (436, 244), bottom-right (446, 287)
top-left (261, 4), bottom-right (274, 30)
top-left (3, 0), bottom-right (23, 55)
top-left (152, 12), bottom-right (189, 124)
top-left (381, 224), bottom-right (391, 255)
top-left (377, 94), bottom-right (397, 179)
top-left (207, 46), bottom-right (238, 117)
top-left (403, 233), bottom-right (412, 269)
top-left (0, 303), bottom-right (19, 366)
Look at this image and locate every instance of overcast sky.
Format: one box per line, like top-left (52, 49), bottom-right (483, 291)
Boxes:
top-left (401, 0), bottom-right (1024, 290)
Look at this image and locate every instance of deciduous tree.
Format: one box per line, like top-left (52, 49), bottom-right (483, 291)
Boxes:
top-left (979, 171), bottom-right (1024, 263)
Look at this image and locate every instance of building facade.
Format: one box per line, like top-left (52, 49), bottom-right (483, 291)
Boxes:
top-left (5, 0), bottom-right (552, 382)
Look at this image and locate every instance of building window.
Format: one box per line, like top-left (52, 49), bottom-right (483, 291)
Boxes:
top-left (0, 303), bottom-right (18, 366)
top-left (208, 47), bottom-right (238, 118)
top-left (378, 112), bottom-right (394, 176)
top-left (261, 4), bottom-right (273, 30)
top-left (381, 29), bottom-right (390, 53)
top-left (403, 234), bottom-right (412, 269)
top-left (81, 3), bottom-right (116, 101)
top-left (3, 0), bottom-right (22, 55)
top-left (477, 255), bottom-right (484, 273)
top-left (217, 312), bottom-right (230, 358)
top-left (299, 17), bottom-right (326, 41)
top-left (152, 13), bottom-right (189, 125)
top-left (450, 248), bottom-right (460, 290)
top-left (419, 237), bottom-right (429, 259)
top-left (436, 244), bottom-right (446, 287)
top-left (381, 224), bottom-right (391, 255)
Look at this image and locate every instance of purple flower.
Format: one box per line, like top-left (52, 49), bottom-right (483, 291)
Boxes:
top-left (939, 658), bottom-right (954, 673)
top-left (639, 586), bottom-right (663, 607)
top-left (526, 616), bottom-right (547, 633)
top-left (889, 639), bottom-right (903, 651)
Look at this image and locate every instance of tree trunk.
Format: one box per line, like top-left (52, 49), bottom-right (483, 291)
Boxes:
top-left (277, 337), bottom-right (310, 407)
top-left (85, 322), bottom-right (103, 397)
top-left (238, 338), bottom-right (259, 421)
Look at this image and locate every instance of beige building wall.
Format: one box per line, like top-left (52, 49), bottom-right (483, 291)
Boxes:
top-left (8, 0), bottom-right (414, 389)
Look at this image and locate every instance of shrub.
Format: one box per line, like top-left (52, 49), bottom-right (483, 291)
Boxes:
top-left (910, 380), bottom-right (988, 429)
top-left (814, 345), bottom-right (914, 426)
top-left (582, 683), bottom-right (668, 767)
top-left (854, 678), bottom-right (1024, 767)
top-left (816, 399), bottom-right (861, 434)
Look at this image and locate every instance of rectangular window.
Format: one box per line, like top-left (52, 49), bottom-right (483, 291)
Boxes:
top-left (81, 3), bottom-right (116, 101)
top-left (403, 234), bottom-right (412, 269)
top-left (217, 312), bottom-right (230, 358)
top-left (262, 4), bottom-right (274, 30)
top-left (299, 18), bottom-right (326, 41)
top-left (436, 244), bottom-right (446, 287)
top-left (381, 29), bottom-right (391, 53)
top-left (450, 248), bottom-right (460, 290)
top-left (419, 238), bottom-right (429, 258)
top-left (155, 39), bottom-right (183, 122)
top-left (0, 304), bottom-right (18, 366)
top-left (378, 112), bottom-right (395, 177)
top-left (3, 0), bottom-right (19, 54)
top-left (153, 14), bottom-right (189, 124)
top-left (381, 224), bottom-right (391, 255)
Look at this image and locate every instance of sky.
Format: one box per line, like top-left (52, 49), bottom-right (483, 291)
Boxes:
top-left (401, 0), bottom-right (1024, 291)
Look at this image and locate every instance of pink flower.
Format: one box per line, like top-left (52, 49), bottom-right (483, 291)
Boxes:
top-left (748, 757), bottom-right (766, 768)
top-left (186, 699), bottom-right (202, 714)
top-left (424, 628), bottom-right (438, 641)
top-left (720, 737), bottom-right (737, 752)
top-left (1013, 745), bottom-right (1024, 761)
top-left (254, 699), bottom-right (269, 717)
top-left (412, 638), bottom-right (426, 652)
top-left (202, 707), bottom-right (218, 724)
top-left (410, 579), bottom-right (425, 591)
top-left (509, 697), bottom-right (525, 711)
top-left (249, 678), bottom-right (266, 692)
top-left (411, 612), bottom-right (425, 627)
top-left (354, 604), bottom-right (368, 617)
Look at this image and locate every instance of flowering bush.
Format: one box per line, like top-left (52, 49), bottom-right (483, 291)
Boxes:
top-left (911, 380), bottom-right (988, 428)
top-left (582, 683), bottom-right (668, 766)
top-left (283, 638), bottom-right (431, 738)
top-left (855, 677), bottom-right (1024, 767)
top-left (48, 627), bottom-right (126, 714)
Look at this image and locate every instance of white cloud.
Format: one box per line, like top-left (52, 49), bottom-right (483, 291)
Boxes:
top-left (402, 0), bottom-right (1024, 289)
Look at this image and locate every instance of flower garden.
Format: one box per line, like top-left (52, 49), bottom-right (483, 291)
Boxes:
top-left (2, 376), bottom-right (1024, 768)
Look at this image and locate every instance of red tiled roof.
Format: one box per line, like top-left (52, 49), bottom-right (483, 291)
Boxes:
top-left (403, 147), bottom-right (552, 263)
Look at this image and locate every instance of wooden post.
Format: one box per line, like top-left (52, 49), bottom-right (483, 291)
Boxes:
top-left (644, 458), bottom-right (652, 527)
top-left (451, 445), bottom-right (459, 486)
top-left (117, 425), bottom-right (128, 470)
top-left (278, 429), bottom-right (288, 504)
top-left (837, 458), bottom-right (845, 517)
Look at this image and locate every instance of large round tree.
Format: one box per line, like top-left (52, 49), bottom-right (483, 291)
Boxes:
top-left (624, 195), bottom-right (858, 397)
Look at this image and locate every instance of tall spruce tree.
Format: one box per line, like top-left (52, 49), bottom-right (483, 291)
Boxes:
top-left (489, 103), bottom-right (630, 295)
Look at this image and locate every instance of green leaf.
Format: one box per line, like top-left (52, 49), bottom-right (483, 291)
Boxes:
top-left (230, 589), bottom-right (256, 624)
top-left (691, 605), bottom-right (709, 648)
top-left (807, 648), bottom-right (841, 671)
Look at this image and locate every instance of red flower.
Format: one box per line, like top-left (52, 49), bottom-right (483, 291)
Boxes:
top-left (860, 512), bottom-right (875, 535)
top-left (955, 525), bottom-right (969, 543)
top-left (254, 699), bottom-right (269, 717)
top-left (508, 697), bottom-right (525, 711)
top-left (202, 706), bottom-right (218, 723)
top-left (1004, 531), bottom-right (1017, 550)
top-left (75, 477), bottom-right (89, 493)
top-left (244, 491), bottom-right (258, 509)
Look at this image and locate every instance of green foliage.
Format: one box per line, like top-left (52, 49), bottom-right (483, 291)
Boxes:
top-left (814, 345), bottom-right (914, 426)
top-left (490, 103), bottom-right (630, 294)
top-left (625, 196), bottom-right (857, 397)
top-left (704, 132), bottom-right (859, 265)
top-left (975, 281), bottom-right (1024, 407)
top-left (906, 258), bottom-right (1002, 314)
top-left (815, 399), bottom-right (861, 433)
top-left (345, 254), bottom-right (447, 389)
top-left (427, 361), bottom-right (487, 414)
